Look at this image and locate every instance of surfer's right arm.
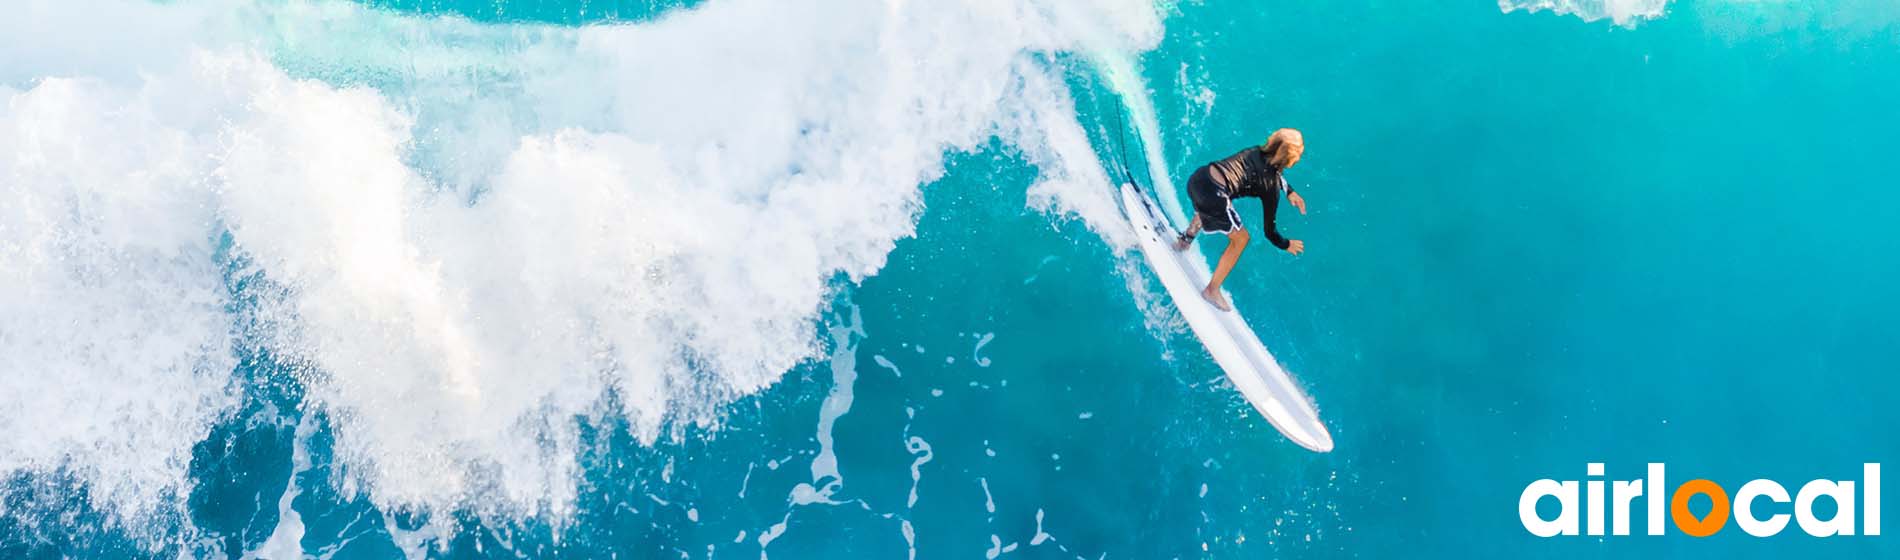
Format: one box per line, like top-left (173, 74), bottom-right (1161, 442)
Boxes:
top-left (1259, 197), bottom-right (1304, 256)
top-left (1265, 224), bottom-right (1304, 256)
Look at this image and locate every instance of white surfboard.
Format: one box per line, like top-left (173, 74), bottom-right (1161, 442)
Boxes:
top-left (1119, 182), bottom-right (1333, 452)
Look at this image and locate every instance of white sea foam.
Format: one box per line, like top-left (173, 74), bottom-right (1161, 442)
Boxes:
top-left (807, 305), bottom-right (863, 500)
top-left (1498, 0), bottom-right (1670, 27)
top-left (0, 71), bottom-right (238, 530)
top-left (246, 413), bottom-right (317, 559)
top-left (0, 0), bottom-right (1164, 535)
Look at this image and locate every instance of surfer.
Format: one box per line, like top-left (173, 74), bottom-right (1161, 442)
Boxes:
top-left (1171, 128), bottom-right (1307, 311)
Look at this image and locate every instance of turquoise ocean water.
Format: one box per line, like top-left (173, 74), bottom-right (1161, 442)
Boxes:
top-left (2, 0), bottom-right (1898, 558)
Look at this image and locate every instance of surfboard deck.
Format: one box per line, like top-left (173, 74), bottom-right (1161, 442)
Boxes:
top-left (1119, 182), bottom-right (1333, 452)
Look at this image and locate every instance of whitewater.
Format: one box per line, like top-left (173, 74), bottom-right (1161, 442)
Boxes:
top-left (1, 0), bottom-right (1166, 549)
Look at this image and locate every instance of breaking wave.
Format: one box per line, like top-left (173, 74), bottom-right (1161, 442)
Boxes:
top-left (0, 0), bottom-right (1160, 536)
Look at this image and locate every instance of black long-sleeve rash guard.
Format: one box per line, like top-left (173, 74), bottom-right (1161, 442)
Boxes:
top-left (1207, 147), bottom-right (1297, 250)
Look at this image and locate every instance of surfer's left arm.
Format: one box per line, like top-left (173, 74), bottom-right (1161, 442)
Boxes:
top-left (1173, 216), bottom-right (1203, 251)
top-left (1286, 186), bottom-right (1306, 215)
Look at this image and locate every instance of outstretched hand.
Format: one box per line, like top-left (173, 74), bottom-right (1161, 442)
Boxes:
top-left (1288, 192), bottom-right (1307, 215)
top-left (1286, 239), bottom-right (1305, 256)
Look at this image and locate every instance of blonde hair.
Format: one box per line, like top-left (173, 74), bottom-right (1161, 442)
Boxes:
top-left (1262, 128), bottom-right (1305, 167)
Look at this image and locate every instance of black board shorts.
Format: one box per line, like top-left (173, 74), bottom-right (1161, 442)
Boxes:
top-left (1186, 165), bottom-right (1241, 234)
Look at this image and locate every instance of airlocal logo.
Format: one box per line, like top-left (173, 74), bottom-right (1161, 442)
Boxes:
top-left (1520, 463), bottom-right (1881, 538)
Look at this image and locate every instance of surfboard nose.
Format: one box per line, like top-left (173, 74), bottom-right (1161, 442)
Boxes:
top-left (1272, 408), bottom-right (1333, 453)
top-left (1299, 426), bottom-right (1335, 453)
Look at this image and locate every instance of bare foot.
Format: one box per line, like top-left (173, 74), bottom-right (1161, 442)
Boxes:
top-left (1201, 286), bottom-right (1232, 312)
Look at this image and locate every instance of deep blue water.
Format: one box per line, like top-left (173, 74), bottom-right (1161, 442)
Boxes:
top-left (3, 0), bottom-right (1898, 558)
